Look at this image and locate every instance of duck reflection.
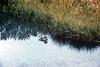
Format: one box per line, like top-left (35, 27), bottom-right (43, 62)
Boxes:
top-left (38, 33), bottom-right (48, 44)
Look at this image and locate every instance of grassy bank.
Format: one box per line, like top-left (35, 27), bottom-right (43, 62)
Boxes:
top-left (1, 0), bottom-right (100, 43)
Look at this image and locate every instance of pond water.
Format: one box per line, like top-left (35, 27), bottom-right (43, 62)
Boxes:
top-left (0, 34), bottom-right (100, 67)
top-left (0, 11), bottom-right (100, 67)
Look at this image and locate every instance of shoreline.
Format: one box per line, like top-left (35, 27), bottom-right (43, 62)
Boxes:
top-left (52, 32), bottom-right (100, 44)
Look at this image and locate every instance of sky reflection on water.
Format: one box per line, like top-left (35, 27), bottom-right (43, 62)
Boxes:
top-left (0, 36), bottom-right (100, 67)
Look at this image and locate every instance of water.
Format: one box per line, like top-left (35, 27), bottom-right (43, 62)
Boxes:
top-left (0, 10), bottom-right (100, 67)
top-left (0, 35), bottom-right (100, 67)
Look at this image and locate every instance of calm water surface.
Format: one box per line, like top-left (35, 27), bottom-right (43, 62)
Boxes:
top-left (0, 35), bottom-right (100, 67)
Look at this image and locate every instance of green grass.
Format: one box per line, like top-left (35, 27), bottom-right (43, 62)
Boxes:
top-left (1, 0), bottom-right (100, 42)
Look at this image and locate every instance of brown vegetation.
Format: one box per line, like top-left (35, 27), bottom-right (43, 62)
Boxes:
top-left (2, 0), bottom-right (100, 43)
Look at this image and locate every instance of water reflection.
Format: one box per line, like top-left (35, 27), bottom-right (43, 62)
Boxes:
top-left (0, 11), bottom-right (100, 50)
top-left (0, 36), bottom-right (100, 67)
top-left (52, 35), bottom-right (100, 50)
top-left (38, 33), bottom-right (48, 44)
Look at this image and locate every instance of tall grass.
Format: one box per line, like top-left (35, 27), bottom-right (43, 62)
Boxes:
top-left (1, 0), bottom-right (100, 42)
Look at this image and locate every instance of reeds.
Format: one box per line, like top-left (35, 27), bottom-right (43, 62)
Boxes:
top-left (2, 0), bottom-right (100, 42)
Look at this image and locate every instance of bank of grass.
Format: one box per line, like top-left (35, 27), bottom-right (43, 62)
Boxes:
top-left (4, 0), bottom-right (100, 42)
top-left (1, 0), bottom-right (55, 33)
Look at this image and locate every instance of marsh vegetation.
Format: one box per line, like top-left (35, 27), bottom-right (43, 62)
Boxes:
top-left (0, 0), bottom-right (100, 43)
top-left (0, 1), bottom-right (100, 66)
